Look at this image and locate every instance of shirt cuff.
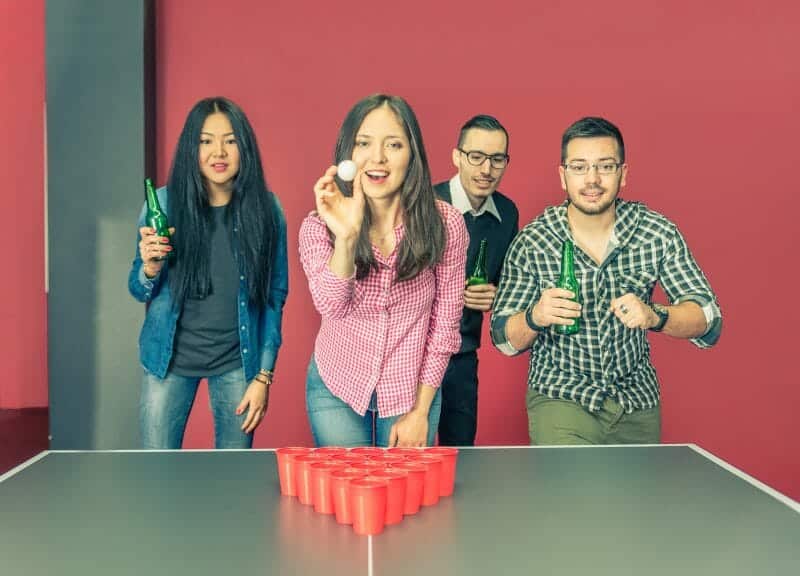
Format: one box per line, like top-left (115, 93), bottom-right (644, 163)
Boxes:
top-left (259, 347), bottom-right (278, 375)
top-left (674, 294), bottom-right (722, 348)
top-left (318, 265), bottom-right (356, 300)
top-left (490, 313), bottom-right (522, 356)
top-left (418, 353), bottom-right (449, 389)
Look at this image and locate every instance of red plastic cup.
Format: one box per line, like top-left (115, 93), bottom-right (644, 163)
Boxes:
top-left (310, 461), bottom-right (346, 514)
top-left (294, 453), bottom-right (327, 506)
top-left (330, 452), bottom-right (368, 466)
top-left (387, 447), bottom-right (423, 458)
top-left (350, 461), bottom-right (384, 475)
top-left (330, 468), bottom-right (368, 525)
top-left (411, 454), bottom-right (443, 506)
top-left (350, 478), bottom-right (389, 536)
top-left (313, 446), bottom-right (348, 457)
top-left (349, 447), bottom-right (386, 458)
top-left (391, 461), bottom-right (426, 515)
top-left (372, 453), bottom-right (406, 466)
top-left (275, 447), bottom-right (312, 496)
top-left (367, 469), bottom-right (408, 525)
top-left (424, 447), bottom-right (459, 496)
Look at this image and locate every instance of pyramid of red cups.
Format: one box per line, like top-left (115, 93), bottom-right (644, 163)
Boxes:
top-left (275, 446), bottom-right (459, 536)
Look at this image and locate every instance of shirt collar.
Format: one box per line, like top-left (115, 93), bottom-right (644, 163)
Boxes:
top-left (449, 175), bottom-right (502, 222)
top-left (543, 198), bottom-right (640, 249)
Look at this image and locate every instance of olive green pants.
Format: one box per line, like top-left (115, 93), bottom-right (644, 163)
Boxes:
top-left (527, 389), bottom-right (661, 445)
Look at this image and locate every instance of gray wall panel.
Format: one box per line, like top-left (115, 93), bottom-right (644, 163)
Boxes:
top-left (47, 0), bottom-right (152, 448)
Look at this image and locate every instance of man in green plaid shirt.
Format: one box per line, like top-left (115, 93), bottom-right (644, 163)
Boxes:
top-left (490, 117), bottom-right (722, 445)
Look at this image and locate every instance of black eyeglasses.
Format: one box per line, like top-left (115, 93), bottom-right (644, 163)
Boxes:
top-left (458, 149), bottom-right (510, 169)
top-left (562, 161), bottom-right (622, 176)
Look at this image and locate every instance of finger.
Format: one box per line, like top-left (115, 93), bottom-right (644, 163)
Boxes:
top-left (546, 288), bottom-right (577, 300)
top-left (463, 296), bottom-right (493, 310)
top-left (351, 168), bottom-right (365, 201)
top-left (139, 226), bottom-right (156, 238)
top-left (464, 291), bottom-right (494, 302)
top-left (241, 404), bottom-right (258, 432)
top-left (465, 284), bottom-right (497, 294)
top-left (313, 179), bottom-right (336, 200)
top-left (313, 169), bottom-right (338, 195)
top-left (548, 298), bottom-right (582, 313)
top-left (235, 396), bottom-right (248, 416)
top-left (244, 407), bottom-right (264, 434)
top-left (417, 423), bottom-right (428, 447)
top-left (548, 315), bottom-right (580, 326)
top-left (388, 424), bottom-right (399, 448)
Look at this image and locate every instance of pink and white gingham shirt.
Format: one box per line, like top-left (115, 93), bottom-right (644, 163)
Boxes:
top-left (299, 200), bottom-right (468, 417)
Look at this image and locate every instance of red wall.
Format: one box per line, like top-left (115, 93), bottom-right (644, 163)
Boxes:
top-left (0, 0), bottom-right (47, 408)
top-left (154, 0), bottom-right (800, 499)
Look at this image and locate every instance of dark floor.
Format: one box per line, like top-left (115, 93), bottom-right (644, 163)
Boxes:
top-left (0, 408), bottom-right (49, 476)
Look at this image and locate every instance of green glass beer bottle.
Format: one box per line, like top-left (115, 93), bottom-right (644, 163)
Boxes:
top-left (466, 238), bottom-right (489, 286)
top-left (554, 239), bottom-right (580, 335)
top-left (144, 178), bottom-right (173, 260)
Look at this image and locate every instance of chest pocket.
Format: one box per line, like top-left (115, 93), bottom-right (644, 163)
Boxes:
top-left (613, 269), bottom-right (659, 302)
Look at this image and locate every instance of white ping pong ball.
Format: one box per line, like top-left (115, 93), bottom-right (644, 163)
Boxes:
top-left (337, 160), bottom-right (358, 182)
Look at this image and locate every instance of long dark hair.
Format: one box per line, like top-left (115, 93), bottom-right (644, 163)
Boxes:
top-left (167, 97), bottom-right (277, 308)
top-left (333, 94), bottom-right (445, 281)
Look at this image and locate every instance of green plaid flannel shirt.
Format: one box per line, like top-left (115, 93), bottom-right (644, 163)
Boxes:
top-left (491, 200), bottom-right (722, 413)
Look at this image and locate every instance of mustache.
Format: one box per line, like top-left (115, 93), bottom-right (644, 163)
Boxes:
top-left (580, 185), bottom-right (606, 194)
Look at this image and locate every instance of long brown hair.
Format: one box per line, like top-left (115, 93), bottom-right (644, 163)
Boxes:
top-left (333, 94), bottom-right (445, 281)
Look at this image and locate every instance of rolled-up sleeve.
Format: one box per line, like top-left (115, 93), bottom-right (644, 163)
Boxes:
top-left (661, 225), bottom-right (722, 348)
top-left (258, 195), bottom-right (289, 372)
top-left (490, 230), bottom-right (538, 356)
top-left (298, 214), bottom-right (365, 319)
top-left (418, 206), bottom-right (468, 388)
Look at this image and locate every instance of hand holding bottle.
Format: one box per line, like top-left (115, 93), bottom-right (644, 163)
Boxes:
top-left (529, 288), bottom-right (582, 328)
top-left (138, 226), bottom-right (175, 278)
top-left (464, 283), bottom-right (497, 311)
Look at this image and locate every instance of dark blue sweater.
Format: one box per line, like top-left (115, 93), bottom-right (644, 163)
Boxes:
top-left (435, 181), bottom-right (519, 353)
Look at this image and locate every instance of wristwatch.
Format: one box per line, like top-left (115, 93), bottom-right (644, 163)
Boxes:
top-left (649, 303), bottom-right (669, 332)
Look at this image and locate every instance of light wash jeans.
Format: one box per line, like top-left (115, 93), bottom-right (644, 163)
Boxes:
top-left (139, 366), bottom-right (253, 449)
top-left (306, 357), bottom-right (441, 447)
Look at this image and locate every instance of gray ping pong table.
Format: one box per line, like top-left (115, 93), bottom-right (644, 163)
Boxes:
top-left (1, 445), bottom-right (798, 575)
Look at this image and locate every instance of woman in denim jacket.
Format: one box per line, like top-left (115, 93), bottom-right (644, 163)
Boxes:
top-left (128, 97), bottom-right (288, 449)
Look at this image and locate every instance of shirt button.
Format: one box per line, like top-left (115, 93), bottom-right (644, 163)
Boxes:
top-left (242, 348), bottom-right (248, 354)
top-left (241, 325), bottom-right (246, 331)
top-left (240, 275), bottom-right (245, 281)
top-left (240, 301), bottom-right (245, 306)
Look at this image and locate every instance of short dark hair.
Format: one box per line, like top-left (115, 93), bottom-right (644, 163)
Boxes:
top-left (457, 114), bottom-right (508, 151)
top-left (561, 117), bottom-right (624, 163)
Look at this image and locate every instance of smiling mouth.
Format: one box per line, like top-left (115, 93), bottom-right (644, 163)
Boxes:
top-left (366, 170), bottom-right (389, 182)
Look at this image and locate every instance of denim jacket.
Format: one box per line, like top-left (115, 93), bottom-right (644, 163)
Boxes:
top-left (127, 186), bottom-right (288, 382)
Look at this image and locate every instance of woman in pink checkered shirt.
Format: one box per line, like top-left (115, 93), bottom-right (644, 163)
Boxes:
top-left (299, 94), bottom-right (469, 447)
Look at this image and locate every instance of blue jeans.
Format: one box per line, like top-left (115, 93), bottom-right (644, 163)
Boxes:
top-left (139, 366), bottom-right (253, 449)
top-left (306, 357), bottom-right (441, 447)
